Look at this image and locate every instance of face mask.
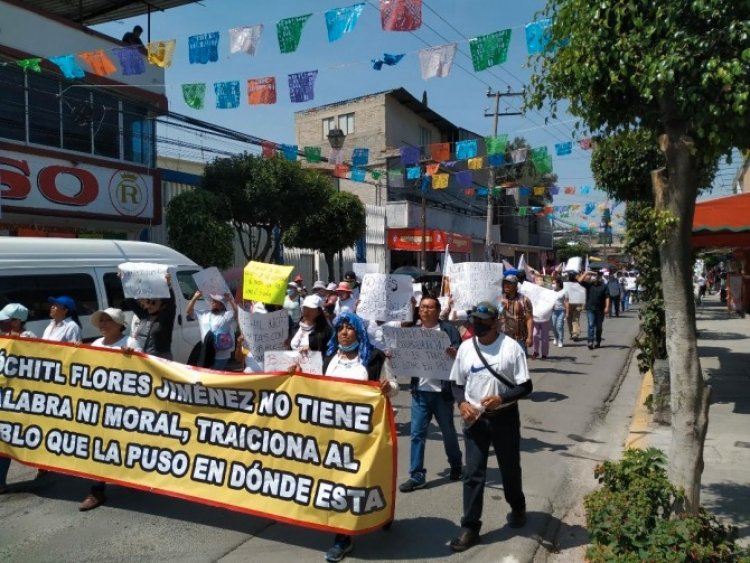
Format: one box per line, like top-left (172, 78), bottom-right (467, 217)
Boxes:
top-left (339, 341), bottom-right (359, 353)
top-left (286, 288), bottom-right (295, 296)
top-left (472, 319), bottom-right (494, 337)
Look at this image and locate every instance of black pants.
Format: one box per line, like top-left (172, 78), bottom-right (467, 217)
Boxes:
top-left (460, 404), bottom-right (525, 533)
top-left (608, 296), bottom-right (620, 317)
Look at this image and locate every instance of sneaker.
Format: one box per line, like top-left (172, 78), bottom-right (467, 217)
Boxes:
top-left (449, 466), bottom-right (462, 481)
top-left (587, 343), bottom-right (594, 350)
top-left (507, 509), bottom-right (527, 529)
top-left (557, 342), bottom-right (563, 348)
top-left (449, 529), bottom-right (480, 552)
top-left (325, 538), bottom-right (353, 562)
top-left (531, 352), bottom-right (539, 359)
top-left (79, 491), bottom-right (106, 511)
top-left (399, 478), bottom-right (425, 493)
top-left (553, 339), bottom-right (558, 346)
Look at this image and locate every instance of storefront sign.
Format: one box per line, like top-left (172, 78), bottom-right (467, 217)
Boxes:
top-left (388, 228), bottom-right (472, 253)
top-left (0, 144), bottom-right (157, 223)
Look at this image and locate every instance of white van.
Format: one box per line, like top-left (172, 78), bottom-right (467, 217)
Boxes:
top-left (0, 237), bottom-right (205, 363)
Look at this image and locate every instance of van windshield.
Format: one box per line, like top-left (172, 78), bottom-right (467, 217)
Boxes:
top-left (175, 270), bottom-right (200, 300)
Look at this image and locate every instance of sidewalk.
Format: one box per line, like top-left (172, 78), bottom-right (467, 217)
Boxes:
top-left (627, 293), bottom-right (750, 546)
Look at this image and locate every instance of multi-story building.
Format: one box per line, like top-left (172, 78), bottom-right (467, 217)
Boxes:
top-left (0, 0), bottom-right (194, 240)
top-left (295, 88), bottom-right (553, 272)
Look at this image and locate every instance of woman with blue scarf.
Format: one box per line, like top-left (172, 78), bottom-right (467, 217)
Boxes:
top-left (320, 311), bottom-right (398, 562)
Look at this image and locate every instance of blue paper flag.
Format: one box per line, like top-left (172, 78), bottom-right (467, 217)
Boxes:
top-left (325, 3), bottom-right (365, 42)
top-left (456, 170), bottom-right (473, 187)
top-left (288, 70), bottom-right (318, 103)
top-left (400, 146), bottom-right (420, 166)
top-left (455, 139), bottom-right (478, 160)
top-left (49, 54), bottom-right (85, 79)
top-left (189, 32), bottom-right (220, 64)
top-left (214, 81), bottom-right (240, 109)
top-left (525, 18), bottom-right (552, 55)
top-left (351, 167), bottom-right (366, 182)
top-left (519, 187), bottom-right (531, 196)
top-left (372, 53), bottom-right (405, 71)
top-left (549, 186), bottom-right (560, 195)
top-left (352, 148), bottom-right (369, 167)
top-left (421, 175), bottom-right (432, 192)
top-left (580, 185), bottom-right (591, 194)
top-left (112, 47), bottom-right (145, 76)
top-left (488, 153), bottom-right (505, 167)
top-left (584, 202), bottom-right (596, 215)
top-left (477, 187), bottom-right (489, 197)
top-left (406, 166), bottom-right (422, 180)
top-left (281, 144), bottom-right (298, 161)
top-left (555, 141), bottom-right (573, 156)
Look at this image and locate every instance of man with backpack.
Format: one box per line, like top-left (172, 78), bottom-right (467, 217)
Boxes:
top-left (606, 272), bottom-right (622, 317)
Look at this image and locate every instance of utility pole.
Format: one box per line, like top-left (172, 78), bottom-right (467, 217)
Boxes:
top-left (484, 87), bottom-right (522, 261)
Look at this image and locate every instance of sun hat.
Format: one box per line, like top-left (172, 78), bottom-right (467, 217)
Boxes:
top-left (0, 303), bottom-right (29, 322)
top-left (336, 282), bottom-right (352, 293)
top-left (326, 282), bottom-right (338, 291)
top-left (90, 308), bottom-right (127, 328)
top-left (312, 280), bottom-right (327, 290)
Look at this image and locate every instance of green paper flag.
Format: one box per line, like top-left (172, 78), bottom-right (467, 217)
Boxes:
top-left (304, 146), bottom-right (321, 163)
top-left (518, 206), bottom-right (528, 218)
top-left (371, 170), bottom-right (383, 180)
top-left (531, 146), bottom-right (548, 160)
top-left (533, 154), bottom-right (553, 174)
top-left (181, 83), bottom-right (207, 110)
top-left (469, 29), bottom-right (511, 72)
top-left (17, 58), bottom-right (42, 72)
top-left (277, 14), bottom-right (312, 54)
top-left (485, 134), bottom-right (508, 155)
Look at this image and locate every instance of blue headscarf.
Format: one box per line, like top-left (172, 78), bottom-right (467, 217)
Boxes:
top-left (326, 311), bottom-right (372, 366)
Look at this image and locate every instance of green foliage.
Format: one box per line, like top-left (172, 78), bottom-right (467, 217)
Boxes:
top-left (201, 154), bottom-right (331, 261)
top-left (625, 202), bottom-right (667, 372)
top-left (283, 190), bottom-right (366, 280)
top-left (166, 189), bottom-right (234, 270)
top-left (555, 239), bottom-right (590, 263)
top-left (585, 448), bottom-right (744, 562)
top-left (501, 137), bottom-right (558, 205)
top-left (528, 0), bottom-right (750, 167)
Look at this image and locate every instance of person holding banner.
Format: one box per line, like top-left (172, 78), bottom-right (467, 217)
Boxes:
top-left (448, 301), bottom-right (532, 552)
top-left (500, 274), bottom-right (533, 356)
top-left (399, 295), bottom-right (463, 493)
top-left (318, 311), bottom-right (398, 562)
top-left (79, 308), bottom-right (143, 511)
top-left (42, 295), bottom-right (82, 343)
top-left (186, 290), bottom-right (238, 370)
top-left (290, 295), bottom-right (332, 354)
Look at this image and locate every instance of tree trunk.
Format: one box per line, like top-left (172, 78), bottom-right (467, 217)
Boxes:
top-left (324, 253), bottom-right (335, 283)
top-left (653, 125), bottom-right (711, 514)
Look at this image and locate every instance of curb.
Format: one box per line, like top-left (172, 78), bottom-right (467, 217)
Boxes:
top-left (624, 369), bottom-right (652, 449)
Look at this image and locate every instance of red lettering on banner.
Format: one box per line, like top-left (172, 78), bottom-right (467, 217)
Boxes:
top-left (38, 166), bottom-right (98, 206)
top-left (0, 157), bottom-right (32, 199)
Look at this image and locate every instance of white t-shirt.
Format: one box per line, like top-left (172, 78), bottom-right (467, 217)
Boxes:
top-left (92, 335), bottom-right (142, 351)
top-left (42, 317), bottom-right (82, 343)
top-left (553, 288), bottom-right (568, 311)
top-left (325, 352), bottom-right (398, 398)
top-left (449, 333), bottom-right (529, 411)
top-left (334, 295), bottom-right (357, 315)
top-left (196, 310), bottom-right (235, 360)
top-left (417, 324), bottom-right (449, 393)
top-left (290, 322), bottom-right (314, 352)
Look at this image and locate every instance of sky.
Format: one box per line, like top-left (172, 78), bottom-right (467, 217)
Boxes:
top-left (91, 0), bottom-right (743, 234)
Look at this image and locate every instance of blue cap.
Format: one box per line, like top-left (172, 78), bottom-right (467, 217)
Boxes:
top-left (504, 268), bottom-right (520, 278)
top-left (48, 295), bottom-right (77, 313)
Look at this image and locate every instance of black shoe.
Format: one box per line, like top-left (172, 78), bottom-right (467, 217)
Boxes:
top-left (507, 509), bottom-right (527, 528)
top-left (449, 529), bottom-right (480, 552)
top-left (595, 342), bottom-right (601, 348)
top-left (587, 343), bottom-right (594, 350)
top-left (449, 466), bottom-right (462, 481)
top-left (399, 478), bottom-right (425, 493)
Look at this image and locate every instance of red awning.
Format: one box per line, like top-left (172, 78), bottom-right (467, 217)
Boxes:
top-left (693, 193), bottom-right (750, 249)
top-left (388, 228), bottom-right (472, 253)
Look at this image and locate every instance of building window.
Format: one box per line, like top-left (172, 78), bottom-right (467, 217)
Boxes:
top-left (62, 88), bottom-right (93, 154)
top-left (419, 126), bottom-right (432, 157)
top-left (123, 102), bottom-right (154, 166)
top-left (338, 112), bottom-right (355, 135)
top-left (322, 116), bottom-right (336, 138)
top-left (28, 73), bottom-right (61, 148)
top-left (0, 63), bottom-right (26, 141)
top-left (93, 92), bottom-right (120, 159)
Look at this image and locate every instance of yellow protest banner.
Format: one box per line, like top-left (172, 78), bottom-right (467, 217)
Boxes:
top-left (243, 261), bottom-right (294, 305)
top-left (0, 337), bottom-right (396, 534)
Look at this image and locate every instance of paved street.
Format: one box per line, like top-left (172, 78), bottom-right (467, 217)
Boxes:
top-left (0, 311), bottom-right (642, 563)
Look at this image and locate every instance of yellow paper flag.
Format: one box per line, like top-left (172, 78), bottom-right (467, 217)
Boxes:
top-left (243, 261), bottom-right (294, 304)
top-left (533, 186), bottom-right (546, 196)
top-left (432, 173), bottom-right (449, 189)
top-left (467, 157), bottom-right (483, 170)
top-left (147, 39), bottom-right (177, 68)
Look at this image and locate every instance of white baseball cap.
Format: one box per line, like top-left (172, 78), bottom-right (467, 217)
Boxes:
top-left (302, 295), bottom-right (323, 309)
top-left (90, 308), bottom-right (127, 328)
top-left (0, 303), bottom-right (29, 322)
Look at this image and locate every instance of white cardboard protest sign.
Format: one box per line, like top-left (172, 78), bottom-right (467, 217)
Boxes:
top-left (352, 262), bottom-right (381, 279)
top-left (236, 308), bottom-right (288, 362)
top-left (192, 267), bottom-right (230, 299)
top-left (448, 262), bottom-right (504, 311)
top-left (263, 350), bottom-right (323, 375)
top-left (564, 281), bottom-right (587, 305)
top-left (519, 281), bottom-right (557, 322)
top-left (118, 262), bottom-right (170, 299)
top-left (565, 256), bottom-right (582, 273)
top-left (357, 273), bottom-right (414, 322)
top-left (382, 326), bottom-right (453, 380)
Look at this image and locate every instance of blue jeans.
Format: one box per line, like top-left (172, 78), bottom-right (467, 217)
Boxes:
top-left (587, 309), bottom-right (605, 345)
top-left (0, 455), bottom-right (10, 486)
top-left (408, 390), bottom-right (462, 482)
top-left (551, 309), bottom-right (565, 343)
top-left (461, 404), bottom-right (525, 532)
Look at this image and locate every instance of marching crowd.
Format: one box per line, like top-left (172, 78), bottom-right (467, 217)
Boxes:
top-left (0, 262), bottom-right (640, 562)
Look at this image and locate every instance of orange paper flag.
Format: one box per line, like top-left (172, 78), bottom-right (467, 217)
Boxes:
top-left (429, 142), bottom-right (450, 162)
top-left (78, 50), bottom-right (116, 77)
top-left (248, 77), bottom-right (277, 105)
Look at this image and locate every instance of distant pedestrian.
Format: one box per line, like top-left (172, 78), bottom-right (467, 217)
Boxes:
top-left (500, 273), bottom-right (533, 356)
top-left (565, 273), bottom-right (584, 341)
top-left (578, 270), bottom-right (610, 349)
top-left (606, 273), bottom-right (622, 317)
top-left (551, 279), bottom-right (568, 347)
top-left (448, 301), bottom-right (532, 552)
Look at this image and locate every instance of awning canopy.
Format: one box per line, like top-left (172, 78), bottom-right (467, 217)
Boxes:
top-left (22, 0), bottom-right (200, 25)
top-left (692, 192), bottom-right (750, 249)
top-left (388, 228), bottom-right (472, 253)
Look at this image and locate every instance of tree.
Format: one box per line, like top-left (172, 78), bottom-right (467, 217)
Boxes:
top-left (166, 189), bottom-right (234, 269)
top-left (283, 190), bottom-right (366, 282)
top-left (201, 154), bottom-right (331, 263)
top-left (529, 0), bottom-right (750, 512)
top-left (554, 238), bottom-right (590, 263)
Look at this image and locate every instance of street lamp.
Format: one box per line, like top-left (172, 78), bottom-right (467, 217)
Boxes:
top-left (326, 127), bottom-right (346, 280)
